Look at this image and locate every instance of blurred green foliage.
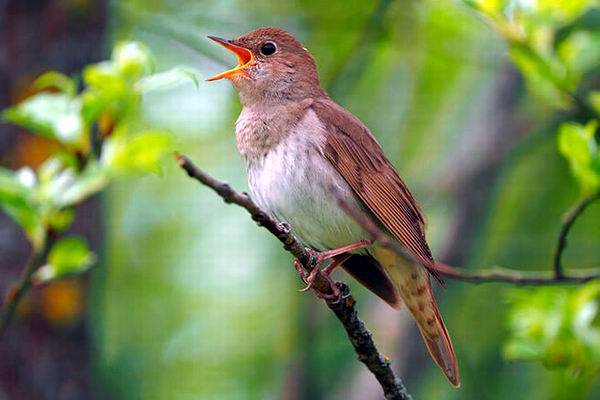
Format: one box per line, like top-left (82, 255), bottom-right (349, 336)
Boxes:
top-left (558, 121), bottom-right (600, 195)
top-left (467, 0), bottom-right (600, 110)
top-left (90, 1), bottom-right (600, 399)
top-left (2, 0), bottom-right (599, 399)
top-left (501, 282), bottom-right (600, 399)
top-left (463, 1), bottom-right (600, 397)
top-left (1, 42), bottom-right (196, 281)
top-left (504, 283), bottom-right (600, 373)
top-left (34, 235), bottom-right (96, 283)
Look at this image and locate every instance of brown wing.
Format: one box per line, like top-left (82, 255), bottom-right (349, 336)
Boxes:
top-left (312, 97), bottom-right (437, 273)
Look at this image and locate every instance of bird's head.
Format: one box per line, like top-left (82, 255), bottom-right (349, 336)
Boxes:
top-left (207, 27), bottom-right (323, 105)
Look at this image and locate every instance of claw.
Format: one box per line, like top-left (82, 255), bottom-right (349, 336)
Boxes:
top-left (299, 267), bottom-right (319, 292)
top-left (312, 274), bottom-right (343, 303)
top-left (293, 239), bottom-right (373, 302)
top-left (294, 258), bottom-right (306, 278)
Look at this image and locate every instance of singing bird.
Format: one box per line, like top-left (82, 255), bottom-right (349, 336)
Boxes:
top-left (207, 27), bottom-right (459, 387)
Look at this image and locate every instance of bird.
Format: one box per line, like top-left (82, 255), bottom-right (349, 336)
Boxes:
top-left (206, 27), bottom-right (459, 387)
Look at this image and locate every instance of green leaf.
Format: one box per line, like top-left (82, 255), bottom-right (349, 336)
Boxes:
top-left (81, 62), bottom-right (139, 125)
top-left (504, 284), bottom-right (600, 373)
top-left (53, 162), bottom-right (109, 207)
top-left (37, 156), bottom-right (67, 185)
top-left (9, 203), bottom-right (45, 249)
top-left (101, 130), bottom-right (173, 175)
top-left (466, 0), bottom-right (596, 111)
top-left (34, 71), bottom-right (77, 97)
top-left (558, 120), bottom-right (599, 194)
top-left (46, 208), bottom-right (75, 231)
top-left (82, 61), bottom-right (123, 90)
top-left (509, 44), bottom-right (572, 109)
top-left (35, 236), bottom-right (95, 282)
top-left (2, 93), bottom-right (86, 149)
top-left (589, 91), bottom-right (600, 115)
top-left (135, 67), bottom-right (200, 92)
top-left (112, 41), bottom-right (153, 81)
top-left (557, 31), bottom-right (600, 81)
top-left (0, 167), bottom-right (44, 248)
top-left (0, 167), bottom-right (32, 202)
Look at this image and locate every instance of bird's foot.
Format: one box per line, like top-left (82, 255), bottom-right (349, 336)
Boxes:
top-left (296, 259), bottom-right (343, 302)
top-left (294, 239), bottom-right (373, 302)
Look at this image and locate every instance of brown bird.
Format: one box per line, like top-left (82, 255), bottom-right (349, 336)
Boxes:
top-left (207, 27), bottom-right (459, 387)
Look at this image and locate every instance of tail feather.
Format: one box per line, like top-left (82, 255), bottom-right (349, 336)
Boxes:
top-left (372, 246), bottom-right (460, 387)
top-left (419, 297), bottom-right (460, 387)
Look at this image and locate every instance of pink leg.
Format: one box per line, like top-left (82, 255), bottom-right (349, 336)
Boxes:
top-left (313, 239), bottom-right (372, 263)
top-left (294, 239), bottom-right (373, 302)
top-left (299, 253), bottom-right (350, 292)
top-left (323, 253), bottom-right (351, 275)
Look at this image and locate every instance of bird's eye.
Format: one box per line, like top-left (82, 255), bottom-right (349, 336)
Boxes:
top-left (260, 42), bottom-right (277, 56)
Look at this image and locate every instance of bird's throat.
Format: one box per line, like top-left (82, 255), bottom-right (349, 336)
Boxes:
top-left (235, 98), bottom-right (314, 159)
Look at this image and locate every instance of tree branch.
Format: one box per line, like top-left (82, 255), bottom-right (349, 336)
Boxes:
top-left (331, 184), bottom-right (600, 286)
top-left (553, 193), bottom-right (600, 279)
top-left (176, 154), bottom-right (412, 400)
top-left (0, 232), bottom-right (55, 338)
top-left (176, 152), bottom-right (599, 398)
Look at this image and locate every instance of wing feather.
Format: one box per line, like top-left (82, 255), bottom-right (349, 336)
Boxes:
top-left (312, 97), bottom-right (437, 274)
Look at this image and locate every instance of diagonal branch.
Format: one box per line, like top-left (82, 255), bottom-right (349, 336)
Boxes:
top-left (176, 154), bottom-right (412, 400)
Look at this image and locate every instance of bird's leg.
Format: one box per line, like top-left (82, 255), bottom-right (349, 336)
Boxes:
top-left (295, 239), bottom-right (373, 302)
top-left (314, 239), bottom-right (373, 262)
top-left (299, 254), bottom-right (350, 293)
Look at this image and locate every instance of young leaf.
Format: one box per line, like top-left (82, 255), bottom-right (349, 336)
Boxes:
top-left (101, 130), bottom-right (173, 175)
top-left (53, 162), bottom-right (109, 207)
top-left (2, 93), bottom-right (86, 150)
top-left (0, 167), bottom-right (32, 202)
top-left (37, 156), bottom-right (72, 184)
top-left (0, 167), bottom-right (44, 249)
top-left (34, 71), bottom-right (77, 97)
top-left (558, 120), bottom-right (599, 195)
top-left (135, 67), bottom-right (200, 92)
top-left (81, 63), bottom-right (139, 126)
top-left (112, 41), bottom-right (153, 81)
top-left (46, 208), bottom-right (75, 232)
top-left (34, 236), bottom-right (95, 283)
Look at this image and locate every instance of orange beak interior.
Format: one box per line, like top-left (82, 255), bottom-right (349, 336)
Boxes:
top-left (207, 36), bottom-right (254, 81)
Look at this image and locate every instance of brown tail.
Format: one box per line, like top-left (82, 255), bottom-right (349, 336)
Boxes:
top-left (418, 294), bottom-right (460, 387)
top-left (372, 246), bottom-right (460, 387)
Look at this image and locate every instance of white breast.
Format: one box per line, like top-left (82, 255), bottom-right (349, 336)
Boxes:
top-left (245, 109), bottom-right (367, 251)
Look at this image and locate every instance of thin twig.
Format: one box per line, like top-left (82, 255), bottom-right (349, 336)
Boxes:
top-left (0, 233), bottom-right (55, 338)
top-left (431, 263), bottom-right (600, 285)
top-left (553, 193), bottom-right (600, 279)
top-left (331, 184), bottom-right (600, 286)
top-left (176, 154), bottom-right (412, 400)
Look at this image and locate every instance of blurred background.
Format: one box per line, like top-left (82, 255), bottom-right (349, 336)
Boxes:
top-left (1, 0), bottom-right (599, 399)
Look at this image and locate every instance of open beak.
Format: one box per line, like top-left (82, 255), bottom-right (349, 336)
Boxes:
top-left (207, 35), bottom-right (254, 81)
